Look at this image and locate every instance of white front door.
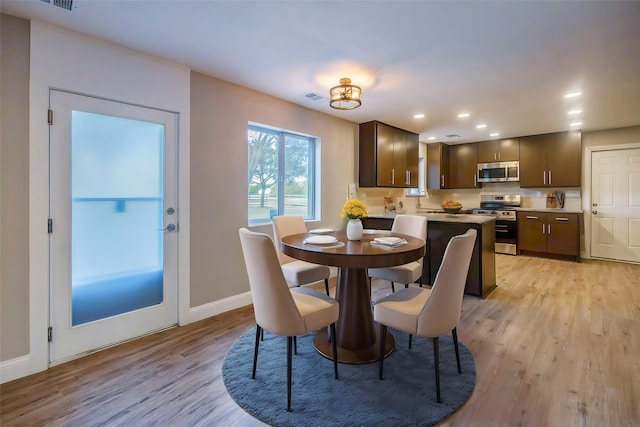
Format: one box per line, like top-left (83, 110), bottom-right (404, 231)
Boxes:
top-left (49, 90), bottom-right (179, 363)
top-left (590, 148), bottom-right (640, 263)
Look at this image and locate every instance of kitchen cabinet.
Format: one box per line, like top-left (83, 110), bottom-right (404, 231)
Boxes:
top-left (427, 142), bottom-right (450, 189)
top-left (450, 143), bottom-right (480, 188)
top-left (477, 138), bottom-right (519, 163)
top-left (519, 131), bottom-right (581, 187)
top-left (517, 211), bottom-right (581, 261)
top-left (359, 121), bottom-right (419, 188)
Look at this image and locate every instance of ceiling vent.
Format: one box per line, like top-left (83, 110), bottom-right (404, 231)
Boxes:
top-left (305, 93), bottom-right (323, 101)
top-left (445, 134), bottom-right (461, 138)
top-left (40, 0), bottom-right (76, 11)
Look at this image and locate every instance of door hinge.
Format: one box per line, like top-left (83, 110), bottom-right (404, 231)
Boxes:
top-left (48, 218), bottom-right (53, 234)
top-left (48, 326), bottom-right (53, 342)
top-left (48, 109), bottom-right (53, 125)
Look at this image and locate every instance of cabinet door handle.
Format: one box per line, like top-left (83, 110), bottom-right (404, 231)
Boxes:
top-left (494, 153), bottom-right (497, 161)
top-left (542, 224), bottom-right (546, 234)
top-left (406, 170), bottom-right (410, 185)
top-left (543, 171), bottom-right (547, 185)
top-left (441, 175), bottom-right (445, 187)
top-left (497, 152), bottom-right (501, 160)
top-left (391, 169), bottom-right (395, 185)
top-left (474, 174), bottom-right (477, 187)
top-left (526, 216), bottom-right (538, 219)
top-left (549, 170), bottom-right (552, 185)
top-left (555, 217), bottom-right (569, 221)
top-left (548, 224), bottom-right (551, 234)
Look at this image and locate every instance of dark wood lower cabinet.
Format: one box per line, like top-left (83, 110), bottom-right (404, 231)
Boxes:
top-left (362, 217), bottom-right (497, 298)
top-left (517, 212), bottom-right (581, 262)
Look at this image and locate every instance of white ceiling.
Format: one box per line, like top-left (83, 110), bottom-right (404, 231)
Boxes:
top-left (3, 0), bottom-right (640, 143)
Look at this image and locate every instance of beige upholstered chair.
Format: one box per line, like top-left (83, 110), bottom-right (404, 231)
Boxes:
top-left (368, 214), bottom-right (427, 292)
top-left (272, 215), bottom-right (331, 296)
top-left (238, 228), bottom-right (339, 412)
top-left (374, 228), bottom-right (477, 403)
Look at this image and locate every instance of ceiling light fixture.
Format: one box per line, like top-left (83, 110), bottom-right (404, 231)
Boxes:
top-left (427, 136), bottom-right (436, 140)
top-left (568, 109), bottom-right (582, 115)
top-left (476, 124), bottom-right (487, 129)
top-left (414, 114), bottom-right (425, 119)
top-left (570, 121), bottom-right (583, 127)
top-left (329, 78), bottom-right (362, 110)
top-left (490, 133), bottom-right (500, 137)
top-left (564, 92), bottom-right (581, 98)
top-left (458, 113), bottom-right (470, 118)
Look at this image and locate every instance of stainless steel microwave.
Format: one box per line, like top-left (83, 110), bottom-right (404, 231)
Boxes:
top-left (477, 161), bottom-right (519, 183)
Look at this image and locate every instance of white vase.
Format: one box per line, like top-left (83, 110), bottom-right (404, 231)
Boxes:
top-left (346, 218), bottom-right (363, 241)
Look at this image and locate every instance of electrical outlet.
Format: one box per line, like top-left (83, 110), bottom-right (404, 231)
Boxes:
top-left (348, 184), bottom-right (357, 199)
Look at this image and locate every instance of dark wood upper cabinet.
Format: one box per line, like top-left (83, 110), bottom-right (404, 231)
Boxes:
top-left (477, 138), bottom-right (519, 163)
top-left (359, 121), bottom-right (419, 188)
top-left (520, 131), bottom-right (581, 187)
top-left (450, 143), bottom-right (479, 188)
top-left (427, 142), bottom-right (450, 189)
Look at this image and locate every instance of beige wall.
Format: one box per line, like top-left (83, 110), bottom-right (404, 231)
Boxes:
top-left (582, 126), bottom-right (640, 148)
top-left (1, 14), bottom-right (30, 361)
top-left (190, 72), bottom-right (358, 306)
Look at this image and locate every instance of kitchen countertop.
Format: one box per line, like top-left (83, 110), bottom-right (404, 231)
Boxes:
top-left (367, 212), bottom-right (496, 224)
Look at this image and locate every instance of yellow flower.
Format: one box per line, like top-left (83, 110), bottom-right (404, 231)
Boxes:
top-left (342, 198), bottom-right (368, 220)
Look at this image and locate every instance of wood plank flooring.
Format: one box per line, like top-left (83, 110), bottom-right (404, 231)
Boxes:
top-left (1, 255), bottom-right (639, 426)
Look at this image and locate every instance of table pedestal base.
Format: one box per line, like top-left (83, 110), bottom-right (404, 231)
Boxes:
top-left (313, 326), bottom-right (395, 364)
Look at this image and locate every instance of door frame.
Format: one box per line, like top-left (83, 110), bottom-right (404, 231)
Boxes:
top-left (584, 142), bottom-right (640, 260)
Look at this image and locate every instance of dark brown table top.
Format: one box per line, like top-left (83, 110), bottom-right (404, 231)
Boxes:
top-left (281, 230), bottom-right (425, 269)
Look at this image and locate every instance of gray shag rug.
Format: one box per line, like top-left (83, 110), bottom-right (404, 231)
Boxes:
top-left (222, 327), bottom-right (476, 427)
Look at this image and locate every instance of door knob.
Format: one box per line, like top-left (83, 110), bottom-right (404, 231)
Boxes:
top-left (162, 224), bottom-right (176, 232)
top-left (592, 210), bottom-right (598, 215)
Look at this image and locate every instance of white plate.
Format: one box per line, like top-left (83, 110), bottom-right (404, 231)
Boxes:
top-left (374, 237), bottom-right (406, 245)
top-left (308, 228), bottom-right (334, 235)
top-left (304, 235), bottom-right (338, 245)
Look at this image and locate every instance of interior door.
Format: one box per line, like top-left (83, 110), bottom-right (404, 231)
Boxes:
top-left (591, 148), bottom-right (640, 263)
top-left (49, 90), bottom-right (178, 363)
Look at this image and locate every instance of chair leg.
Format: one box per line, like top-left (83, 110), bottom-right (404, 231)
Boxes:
top-left (260, 328), bottom-right (264, 341)
top-left (409, 334), bottom-right (413, 349)
top-left (330, 323), bottom-right (339, 380)
top-left (324, 278), bottom-right (330, 296)
top-left (452, 327), bottom-right (462, 374)
top-left (378, 324), bottom-right (387, 380)
top-left (293, 336), bottom-right (297, 355)
top-left (287, 336), bottom-right (293, 412)
top-left (252, 325), bottom-right (261, 379)
top-left (369, 277), bottom-right (372, 298)
top-left (391, 282), bottom-right (395, 292)
top-left (433, 337), bottom-right (441, 403)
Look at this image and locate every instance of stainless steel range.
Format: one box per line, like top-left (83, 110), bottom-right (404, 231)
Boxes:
top-left (473, 195), bottom-right (521, 255)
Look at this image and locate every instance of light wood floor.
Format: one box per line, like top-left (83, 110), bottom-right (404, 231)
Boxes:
top-left (1, 255), bottom-right (639, 426)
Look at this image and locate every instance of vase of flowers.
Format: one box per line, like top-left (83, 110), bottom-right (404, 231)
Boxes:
top-left (342, 198), bottom-right (368, 241)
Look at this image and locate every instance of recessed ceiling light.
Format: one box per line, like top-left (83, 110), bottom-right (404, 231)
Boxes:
top-left (476, 124), bottom-right (487, 129)
top-left (427, 136), bottom-right (436, 140)
top-left (564, 92), bottom-right (581, 98)
top-left (458, 113), bottom-right (470, 118)
top-left (490, 133), bottom-right (499, 137)
top-left (568, 109), bottom-right (582, 115)
top-left (413, 114), bottom-right (425, 119)
top-left (570, 121), bottom-right (583, 127)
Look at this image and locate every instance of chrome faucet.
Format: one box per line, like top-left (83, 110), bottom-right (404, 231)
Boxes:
top-left (417, 190), bottom-right (428, 208)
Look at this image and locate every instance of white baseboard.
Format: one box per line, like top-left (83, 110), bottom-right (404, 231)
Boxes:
top-left (0, 354), bottom-right (32, 384)
top-left (188, 291), bottom-right (253, 324)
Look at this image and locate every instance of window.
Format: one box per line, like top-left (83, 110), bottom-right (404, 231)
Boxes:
top-left (247, 123), bottom-right (317, 224)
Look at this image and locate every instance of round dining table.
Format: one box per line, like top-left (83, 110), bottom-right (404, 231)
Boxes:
top-left (281, 229), bottom-right (426, 364)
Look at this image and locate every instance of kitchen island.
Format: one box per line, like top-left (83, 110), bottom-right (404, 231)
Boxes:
top-left (363, 213), bottom-right (496, 298)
